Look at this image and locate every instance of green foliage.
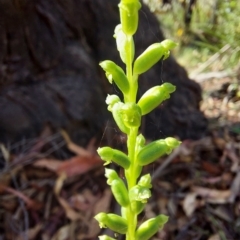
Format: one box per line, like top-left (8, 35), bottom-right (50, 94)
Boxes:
top-left (145, 0), bottom-right (240, 69)
top-left (95, 1), bottom-right (180, 239)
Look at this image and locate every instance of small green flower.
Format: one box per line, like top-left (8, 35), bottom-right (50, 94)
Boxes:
top-left (133, 40), bottom-right (177, 75)
top-left (118, 0), bottom-right (141, 35)
top-left (98, 147), bottom-right (130, 169)
top-left (138, 174), bottom-right (152, 189)
top-left (129, 185), bottom-right (151, 203)
top-left (137, 138), bottom-right (181, 166)
top-left (106, 94), bottom-right (121, 111)
top-left (135, 215), bottom-right (169, 240)
top-left (112, 102), bottom-right (130, 134)
top-left (137, 83), bottom-right (176, 115)
top-left (99, 60), bottom-right (129, 94)
top-left (95, 213), bottom-right (128, 234)
top-left (120, 103), bottom-right (142, 128)
top-left (114, 24), bottom-right (135, 63)
top-left (111, 179), bottom-right (130, 207)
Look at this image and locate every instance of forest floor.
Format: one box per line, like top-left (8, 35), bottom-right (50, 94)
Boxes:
top-left (0, 61), bottom-right (240, 240)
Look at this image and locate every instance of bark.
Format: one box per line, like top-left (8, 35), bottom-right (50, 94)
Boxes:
top-left (0, 0), bottom-right (207, 147)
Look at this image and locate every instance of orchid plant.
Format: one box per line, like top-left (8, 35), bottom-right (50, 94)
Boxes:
top-left (95, 1), bottom-right (181, 239)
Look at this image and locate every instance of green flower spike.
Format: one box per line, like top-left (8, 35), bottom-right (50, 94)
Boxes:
top-left (95, 0), bottom-right (179, 238)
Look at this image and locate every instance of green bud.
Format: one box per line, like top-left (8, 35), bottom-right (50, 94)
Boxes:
top-left (131, 200), bottom-right (145, 215)
top-left (95, 213), bottom-right (128, 234)
top-left (118, 1), bottom-right (141, 35)
top-left (137, 138), bottom-right (181, 166)
top-left (112, 102), bottom-right (130, 134)
top-left (97, 147), bottom-right (130, 169)
top-left (121, 206), bottom-right (127, 219)
top-left (99, 60), bottom-right (129, 94)
top-left (137, 83), bottom-right (176, 115)
top-left (133, 40), bottom-right (177, 75)
top-left (114, 24), bottom-right (135, 63)
top-left (105, 168), bottom-right (119, 185)
top-left (99, 235), bottom-right (116, 240)
top-left (111, 179), bottom-right (129, 207)
top-left (136, 215), bottom-right (169, 240)
top-left (129, 185), bottom-right (151, 203)
top-left (136, 134), bottom-right (145, 146)
top-left (161, 39), bottom-right (178, 51)
top-left (138, 174), bottom-right (152, 189)
top-left (106, 94), bottom-right (121, 112)
top-left (120, 103), bottom-right (142, 128)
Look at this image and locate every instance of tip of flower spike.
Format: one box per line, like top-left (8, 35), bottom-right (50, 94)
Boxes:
top-left (161, 39), bottom-right (178, 50)
top-left (165, 137), bottom-right (181, 148)
top-left (156, 214), bottom-right (169, 225)
top-left (94, 213), bottom-right (107, 228)
top-left (162, 83), bottom-right (176, 93)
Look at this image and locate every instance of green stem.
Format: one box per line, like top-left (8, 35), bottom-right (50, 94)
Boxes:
top-left (124, 35), bottom-right (139, 239)
top-left (126, 35), bottom-right (137, 103)
top-left (125, 127), bottom-right (138, 240)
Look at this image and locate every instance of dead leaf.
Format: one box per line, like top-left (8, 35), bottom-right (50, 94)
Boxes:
top-left (51, 224), bottom-right (70, 240)
top-left (192, 186), bottom-right (231, 204)
top-left (229, 170), bottom-right (240, 203)
top-left (0, 183), bottom-right (42, 210)
top-left (208, 233), bottom-right (221, 240)
top-left (34, 158), bottom-right (62, 172)
top-left (57, 155), bottom-right (102, 178)
top-left (201, 161), bottom-right (222, 175)
top-left (183, 193), bottom-right (199, 217)
top-left (54, 173), bottom-right (83, 221)
top-left (61, 130), bottom-right (91, 157)
top-left (16, 224), bottom-right (42, 240)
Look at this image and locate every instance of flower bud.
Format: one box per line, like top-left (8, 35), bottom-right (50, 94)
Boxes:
top-left (136, 134), bottom-right (145, 147)
top-left (120, 103), bottom-right (142, 128)
top-left (105, 168), bottom-right (119, 185)
top-left (114, 24), bottom-right (135, 63)
top-left (106, 94), bottom-right (121, 112)
top-left (137, 83), bottom-right (176, 115)
top-left (138, 174), bottom-right (152, 189)
top-left (137, 138), bottom-right (181, 166)
top-left (111, 179), bottom-right (129, 207)
top-left (135, 215), bottom-right (169, 240)
top-left (129, 185), bottom-right (151, 203)
top-left (131, 200), bottom-right (145, 215)
top-left (118, 1), bottom-right (141, 35)
top-left (133, 40), bottom-right (177, 75)
top-left (99, 235), bottom-right (116, 240)
top-left (112, 102), bottom-right (130, 134)
top-left (95, 213), bottom-right (128, 234)
top-left (97, 147), bottom-right (130, 169)
top-left (161, 39), bottom-right (178, 51)
top-left (99, 60), bottom-right (129, 94)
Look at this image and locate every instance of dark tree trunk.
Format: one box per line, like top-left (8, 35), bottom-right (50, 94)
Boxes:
top-left (0, 0), bottom-right (207, 147)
